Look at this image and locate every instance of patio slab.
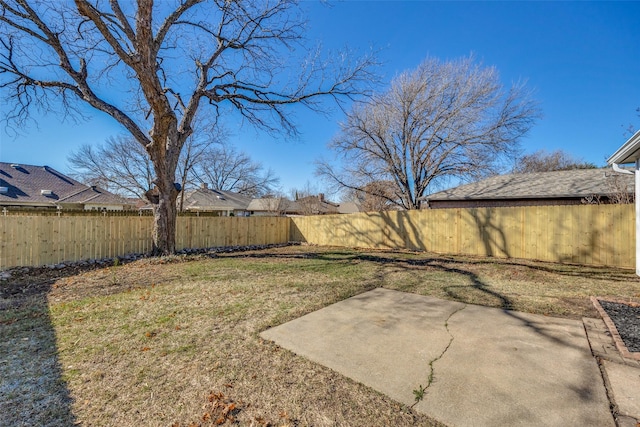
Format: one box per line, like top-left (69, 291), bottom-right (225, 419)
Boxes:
top-left (260, 288), bottom-right (614, 427)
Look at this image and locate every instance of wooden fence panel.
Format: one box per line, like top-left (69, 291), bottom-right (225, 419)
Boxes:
top-left (0, 215), bottom-right (292, 269)
top-left (0, 206), bottom-right (635, 270)
top-left (290, 204), bottom-right (636, 269)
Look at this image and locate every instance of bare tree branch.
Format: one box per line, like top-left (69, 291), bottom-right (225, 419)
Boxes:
top-left (1, 0), bottom-right (376, 254)
top-left (191, 142), bottom-right (280, 197)
top-left (513, 149), bottom-right (597, 173)
top-left (318, 55), bottom-right (540, 210)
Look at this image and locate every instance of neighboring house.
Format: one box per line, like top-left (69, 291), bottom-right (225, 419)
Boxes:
top-left (607, 128), bottom-right (640, 276)
top-left (248, 194), bottom-right (354, 216)
top-left (295, 193), bottom-right (340, 215)
top-left (126, 198), bottom-right (149, 210)
top-left (0, 162), bottom-right (135, 211)
top-left (179, 183), bottom-right (252, 216)
top-left (246, 197), bottom-right (300, 216)
top-left (425, 169), bottom-right (634, 209)
top-left (337, 201), bottom-right (361, 214)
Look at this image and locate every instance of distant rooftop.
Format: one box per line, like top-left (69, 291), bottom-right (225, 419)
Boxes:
top-left (426, 169), bottom-right (634, 202)
top-left (0, 162), bottom-right (133, 208)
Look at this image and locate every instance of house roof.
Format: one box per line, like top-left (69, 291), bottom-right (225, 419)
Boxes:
top-left (0, 162), bottom-right (132, 207)
top-left (295, 195), bottom-right (340, 214)
top-left (246, 197), bottom-right (300, 213)
top-left (608, 129), bottom-right (640, 165)
top-left (181, 188), bottom-right (252, 211)
top-left (426, 169), bottom-right (634, 202)
top-left (337, 201), bottom-right (361, 214)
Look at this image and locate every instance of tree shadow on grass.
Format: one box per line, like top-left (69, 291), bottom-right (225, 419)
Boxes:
top-left (239, 249), bottom-right (592, 351)
top-left (0, 282), bottom-right (77, 426)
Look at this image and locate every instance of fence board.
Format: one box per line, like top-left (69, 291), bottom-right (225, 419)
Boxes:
top-left (0, 205), bottom-right (635, 270)
top-left (290, 205), bottom-right (636, 269)
top-left (0, 215), bottom-right (290, 269)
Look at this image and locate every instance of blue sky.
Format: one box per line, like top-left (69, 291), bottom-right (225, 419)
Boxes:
top-left (1, 1), bottom-right (639, 196)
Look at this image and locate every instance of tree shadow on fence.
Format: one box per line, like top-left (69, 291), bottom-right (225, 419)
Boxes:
top-left (0, 282), bottom-right (77, 426)
top-left (463, 208), bottom-right (511, 258)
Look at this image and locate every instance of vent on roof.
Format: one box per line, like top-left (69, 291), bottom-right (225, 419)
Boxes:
top-left (10, 164), bottom-right (20, 169)
top-left (216, 195), bottom-right (225, 200)
top-left (41, 189), bottom-right (53, 196)
top-left (0, 187), bottom-right (7, 194)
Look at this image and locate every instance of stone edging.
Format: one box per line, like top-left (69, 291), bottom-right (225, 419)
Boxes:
top-left (591, 296), bottom-right (640, 362)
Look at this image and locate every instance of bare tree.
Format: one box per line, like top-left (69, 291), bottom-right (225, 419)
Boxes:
top-left (290, 181), bottom-right (336, 215)
top-left (606, 173), bottom-right (634, 204)
top-left (623, 107), bottom-right (640, 138)
top-left (68, 131), bottom-right (222, 208)
top-left (513, 149), bottom-right (597, 173)
top-left (317, 56), bottom-right (539, 210)
top-left (1, 0), bottom-right (376, 254)
top-left (346, 180), bottom-right (398, 212)
top-left (191, 142), bottom-right (279, 197)
top-left (68, 136), bottom-right (154, 200)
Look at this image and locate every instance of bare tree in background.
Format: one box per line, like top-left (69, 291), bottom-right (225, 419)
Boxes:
top-left (68, 131), bottom-right (222, 209)
top-left (1, 0), bottom-right (376, 254)
top-left (346, 180), bottom-right (398, 212)
top-left (68, 136), bottom-right (154, 200)
top-left (317, 56), bottom-right (539, 210)
top-left (175, 122), bottom-right (224, 211)
top-left (289, 181), bottom-right (337, 215)
top-left (623, 107), bottom-right (640, 138)
top-left (606, 173), bottom-right (633, 204)
top-left (191, 142), bottom-right (279, 197)
top-left (513, 149), bottom-right (597, 173)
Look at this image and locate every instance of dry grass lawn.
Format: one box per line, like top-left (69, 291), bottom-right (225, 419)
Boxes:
top-left (2, 244), bottom-right (640, 427)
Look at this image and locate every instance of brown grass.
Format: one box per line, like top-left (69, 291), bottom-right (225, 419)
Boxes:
top-left (2, 245), bottom-right (640, 427)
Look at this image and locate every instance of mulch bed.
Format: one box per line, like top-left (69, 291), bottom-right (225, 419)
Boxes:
top-left (592, 297), bottom-right (640, 360)
top-left (598, 301), bottom-right (640, 352)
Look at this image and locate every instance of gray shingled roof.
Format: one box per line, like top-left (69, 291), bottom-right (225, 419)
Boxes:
top-left (426, 169), bottom-right (634, 201)
top-left (0, 162), bottom-right (132, 207)
top-left (181, 188), bottom-right (252, 211)
top-left (246, 197), bottom-right (300, 213)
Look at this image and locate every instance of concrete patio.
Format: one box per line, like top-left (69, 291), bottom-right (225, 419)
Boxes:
top-left (261, 288), bottom-right (639, 427)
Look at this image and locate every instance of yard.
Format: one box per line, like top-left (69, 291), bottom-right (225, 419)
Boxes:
top-left (2, 244), bottom-right (640, 427)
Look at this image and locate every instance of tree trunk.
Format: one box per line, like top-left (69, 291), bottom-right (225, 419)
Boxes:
top-left (152, 189), bottom-right (178, 255)
top-left (148, 131), bottom-right (182, 256)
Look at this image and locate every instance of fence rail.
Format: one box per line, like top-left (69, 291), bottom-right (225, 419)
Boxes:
top-left (0, 204), bottom-right (635, 270)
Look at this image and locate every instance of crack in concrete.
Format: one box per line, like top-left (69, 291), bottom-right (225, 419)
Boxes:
top-left (413, 304), bottom-right (467, 406)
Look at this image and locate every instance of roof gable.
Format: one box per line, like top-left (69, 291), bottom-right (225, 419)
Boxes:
top-left (0, 162), bottom-right (131, 207)
top-left (427, 169), bottom-right (634, 202)
top-left (247, 197), bottom-right (300, 213)
top-left (181, 188), bottom-right (252, 211)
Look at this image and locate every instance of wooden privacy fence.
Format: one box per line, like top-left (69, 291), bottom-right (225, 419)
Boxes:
top-left (0, 205), bottom-right (635, 270)
top-left (290, 204), bottom-right (635, 269)
top-left (0, 215), bottom-right (290, 270)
